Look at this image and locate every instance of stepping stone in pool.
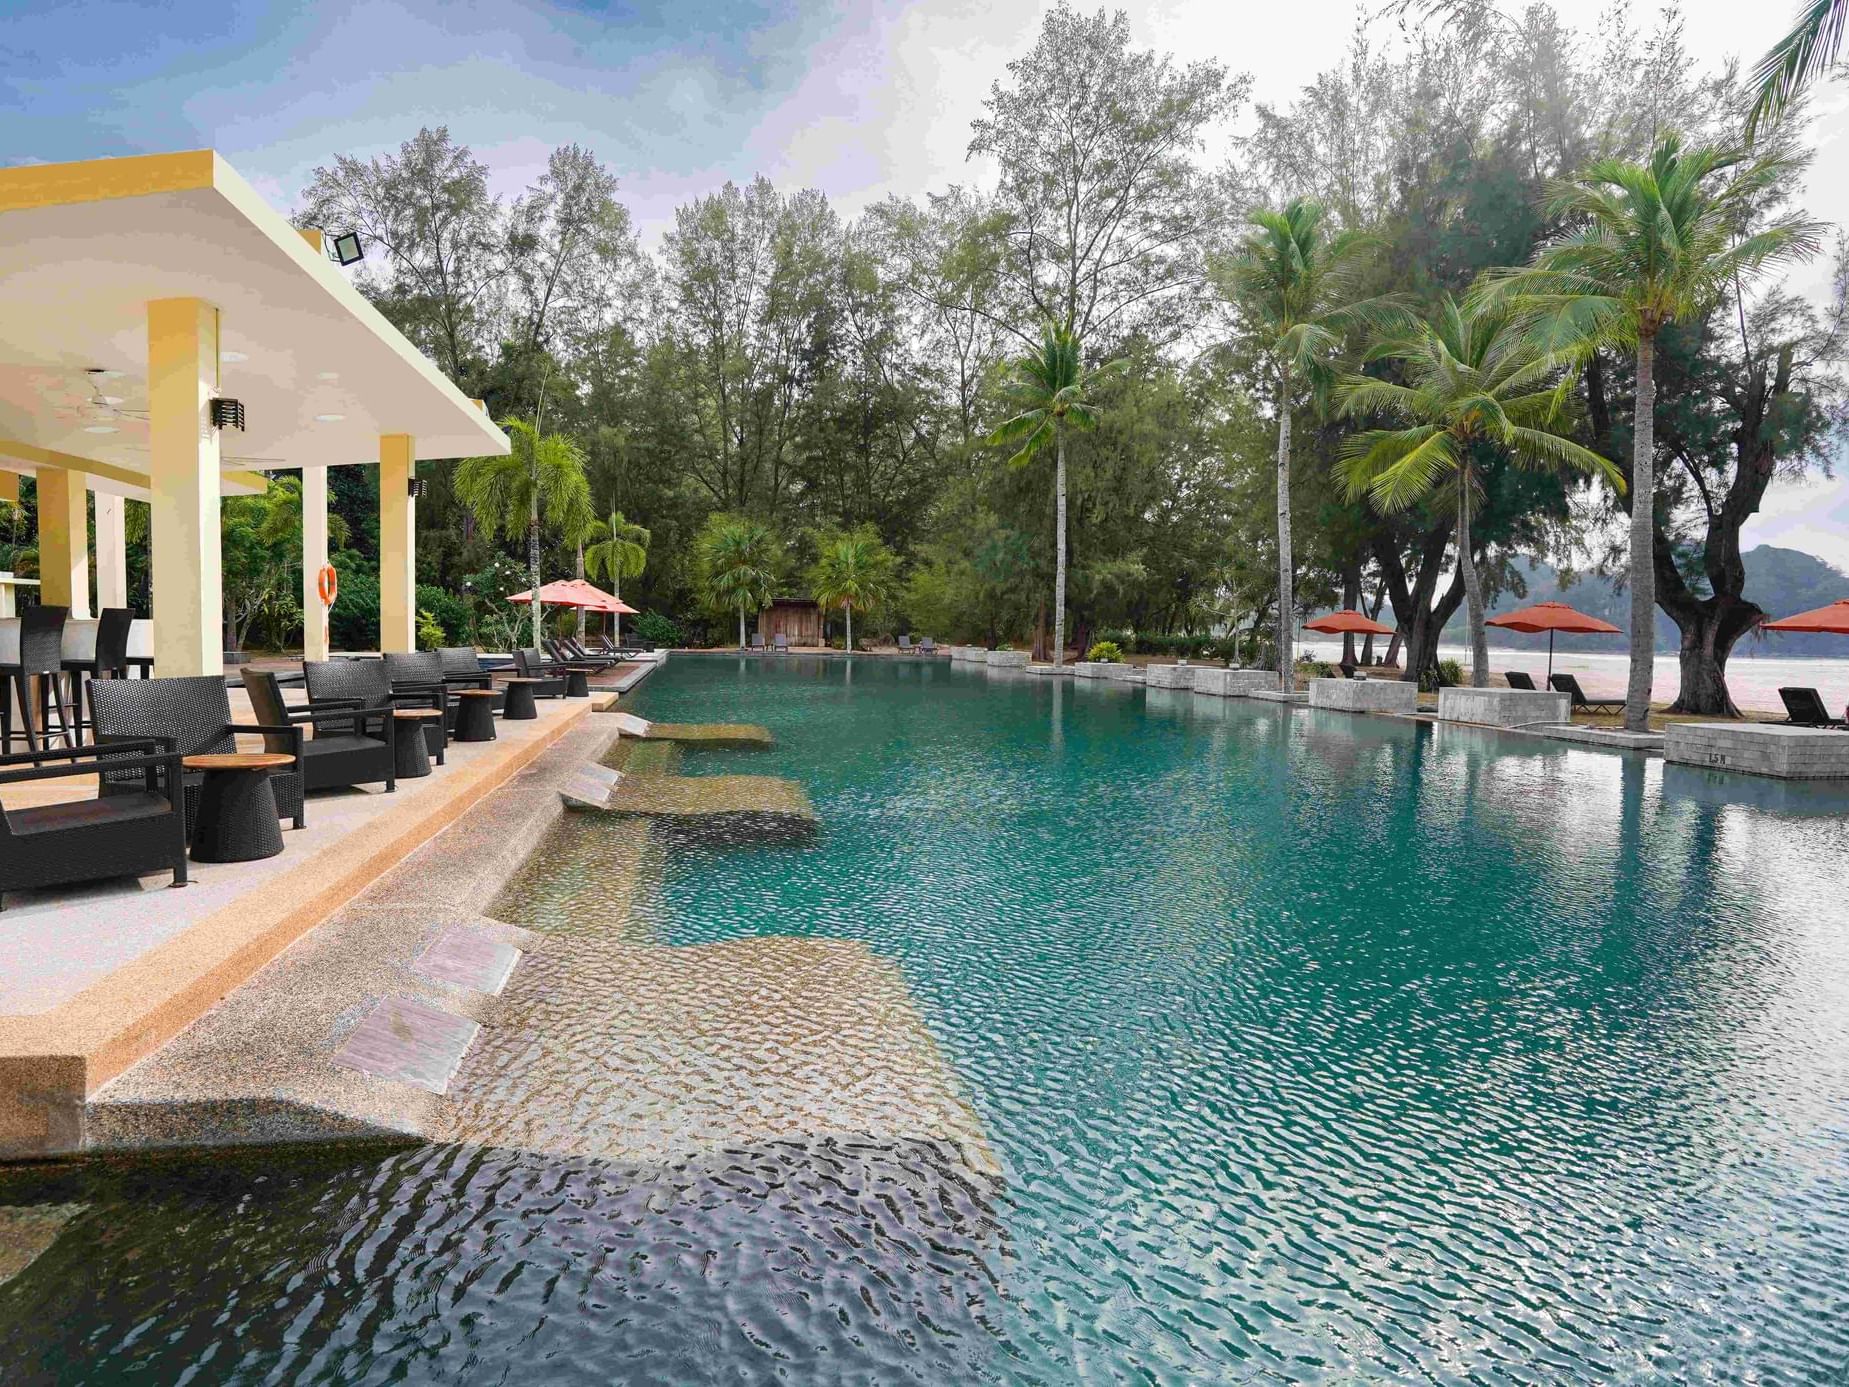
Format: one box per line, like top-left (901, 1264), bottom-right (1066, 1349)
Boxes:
top-left (414, 926), bottom-right (522, 996)
top-left (0, 1204), bottom-right (85, 1288)
top-left (332, 997), bottom-right (481, 1095)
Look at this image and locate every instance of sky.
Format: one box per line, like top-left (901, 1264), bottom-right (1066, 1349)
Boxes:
top-left (4, 0), bottom-right (1848, 567)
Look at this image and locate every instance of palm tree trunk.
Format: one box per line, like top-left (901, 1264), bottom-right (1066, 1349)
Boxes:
top-left (527, 497), bottom-right (542, 652)
top-left (574, 542), bottom-right (587, 641)
top-left (1457, 483), bottom-right (1488, 688)
top-left (613, 577), bottom-right (622, 648)
top-left (845, 603), bottom-right (853, 653)
top-left (738, 603), bottom-right (746, 649)
top-left (1053, 425), bottom-right (1068, 666)
top-left (1625, 333), bottom-right (1657, 731)
top-left (1274, 370), bottom-right (1294, 691)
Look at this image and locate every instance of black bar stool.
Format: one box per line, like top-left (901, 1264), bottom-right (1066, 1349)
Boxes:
top-left (1, 605), bottom-right (71, 759)
top-left (63, 607), bottom-right (133, 745)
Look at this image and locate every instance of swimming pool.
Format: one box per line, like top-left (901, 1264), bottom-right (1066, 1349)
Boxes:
top-left (3, 653), bottom-right (1847, 1383)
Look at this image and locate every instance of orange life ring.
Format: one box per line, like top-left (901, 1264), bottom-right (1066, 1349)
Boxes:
top-left (316, 563), bottom-right (339, 607)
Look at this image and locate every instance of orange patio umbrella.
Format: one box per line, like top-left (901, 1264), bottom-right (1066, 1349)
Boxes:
top-left (507, 578), bottom-right (601, 608)
top-left (1303, 609), bottom-right (1396, 636)
top-left (1485, 600), bottom-right (1619, 681)
top-left (1761, 598), bottom-right (1849, 634)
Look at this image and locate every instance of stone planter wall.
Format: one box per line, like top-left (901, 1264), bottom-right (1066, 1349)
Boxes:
top-left (1108, 664), bottom-right (1145, 683)
top-left (1192, 668), bottom-right (1279, 698)
top-left (1072, 661), bottom-right (1116, 680)
top-left (1308, 678), bottom-right (1419, 714)
top-left (985, 649), bottom-right (1028, 668)
top-left (1437, 687), bottom-right (1569, 726)
top-left (1143, 664), bottom-right (1197, 690)
top-left (1664, 722), bottom-right (1849, 780)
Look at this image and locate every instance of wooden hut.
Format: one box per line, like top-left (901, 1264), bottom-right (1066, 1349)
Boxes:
top-left (760, 598), bottom-right (823, 648)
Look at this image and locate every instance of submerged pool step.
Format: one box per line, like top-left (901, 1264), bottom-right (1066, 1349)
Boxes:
top-left (563, 766), bottom-right (817, 834)
top-left (608, 710), bottom-right (774, 747)
top-left (331, 997), bottom-right (482, 1096)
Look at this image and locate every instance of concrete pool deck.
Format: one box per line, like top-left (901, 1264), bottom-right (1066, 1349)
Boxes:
top-left (0, 668), bottom-right (645, 1159)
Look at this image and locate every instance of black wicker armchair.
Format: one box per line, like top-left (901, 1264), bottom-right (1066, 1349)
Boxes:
top-left (511, 648), bottom-right (569, 697)
top-left (305, 658), bottom-right (446, 764)
top-left (89, 675), bottom-right (305, 834)
top-left (382, 651), bottom-right (461, 741)
top-left (243, 670), bottom-right (396, 802)
top-left (0, 740), bottom-right (188, 909)
top-left (436, 646), bottom-right (506, 714)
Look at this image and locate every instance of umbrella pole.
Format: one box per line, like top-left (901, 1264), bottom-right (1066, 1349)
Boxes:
top-left (1547, 630), bottom-right (1555, 683)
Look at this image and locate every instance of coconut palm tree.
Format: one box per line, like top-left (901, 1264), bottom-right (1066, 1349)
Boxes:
top-left (1337, 298), bottom-right (1623, 688)
top-left (809, 529), bottom-right (896, 652)
top-left (696, 514), bottom-right (779, 649)
top-left (1475, 137), bottom-right (1821, 729)
top-left (456, 418), bottom-right (591, 650)
top-left (985, 324), bottom-right (1126, 666)
top-left (1747, 0), bottom-right (1846, 139)
top-left (1213, 200), bottom-right (1403, 689)
top-left (583, 510), bottom-right (650, 646)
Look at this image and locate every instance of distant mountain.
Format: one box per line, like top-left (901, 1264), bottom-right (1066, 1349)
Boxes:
top-left (1419, 545), bottom-right (1849, 656)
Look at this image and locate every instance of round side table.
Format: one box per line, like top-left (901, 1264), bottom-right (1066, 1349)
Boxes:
top-left (564, 668), bottom-right (590, 698)
top-left (453, 689), bottom-right (498, 742)
top-left (501, 679), bottom-right (540, 720)
top-left (391, 708), bottom-right (442, 777)
top-left (184, 753), bottom-right (294, 863)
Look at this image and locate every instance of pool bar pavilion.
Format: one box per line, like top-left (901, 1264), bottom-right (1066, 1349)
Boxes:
top-left (0, 149), bottom-right (508, 675)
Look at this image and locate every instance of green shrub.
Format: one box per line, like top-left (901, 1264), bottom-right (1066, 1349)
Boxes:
top-left (1086, 640), bottom-right (1124, 663)
top-left (1418, 658), bottom-right (1465, 692)
top-left (634, 611), bottom-right (683, 648)
top-left (329, 566), bottom-right (379, 651)
top-left (415, 584), bottom-right (471, 646)
top-left (416, 609), bottom-right (446, 651)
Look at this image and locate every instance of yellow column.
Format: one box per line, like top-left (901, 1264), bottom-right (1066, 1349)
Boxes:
top-left (301, 465), bottom-right (329, 661)
top-left (94, 492), bottom-right (128, 610)
top-left (35, 468), bottom-right (91, 618)
top-left (378, 435), bottom-right (415, 653)
top-left (0, 472), bottom-right (17, 619)
top-left (148, 298), bottom-right (222, 676)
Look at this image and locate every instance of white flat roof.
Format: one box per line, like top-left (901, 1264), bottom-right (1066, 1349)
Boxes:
top-left (0, 150), bottom-right (509, 481)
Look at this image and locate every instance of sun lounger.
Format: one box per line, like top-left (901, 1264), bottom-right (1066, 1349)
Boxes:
top-left (773, 633), bottom-right (790, 653)
top-left (1777, 686), bottom-right (1848, 727)
top-left (897, 634), bottom-right (914, 653)
top-left (749, 632), bottom-right (765, 651)
top-left (919, 637), bottom-right (937, 655)
top-left (1549, 673), bottom-right (1623, 715)
top-left (1505, 671), bottom-right (1537, 690)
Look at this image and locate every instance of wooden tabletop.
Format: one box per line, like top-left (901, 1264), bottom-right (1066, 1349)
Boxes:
top-left (454, 689), bottom-right (498, 697)
top-left (392, 707), bottom-right (445, 718)
top-left (183, 752), bottom-right (295, 771)
top-left (501, 677), bottom-right (544, 684)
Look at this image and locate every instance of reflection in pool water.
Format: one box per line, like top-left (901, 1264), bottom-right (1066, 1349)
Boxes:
top-left (3, 653), bottom-right (1848, 1384)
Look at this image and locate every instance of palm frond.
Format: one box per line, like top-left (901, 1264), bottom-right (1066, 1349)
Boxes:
top-left (1746, 0), bottom-right (1846, 138)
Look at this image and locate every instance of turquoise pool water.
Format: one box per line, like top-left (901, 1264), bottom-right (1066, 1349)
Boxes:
top-left (4, 653), bottom-right (1848, 1383)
